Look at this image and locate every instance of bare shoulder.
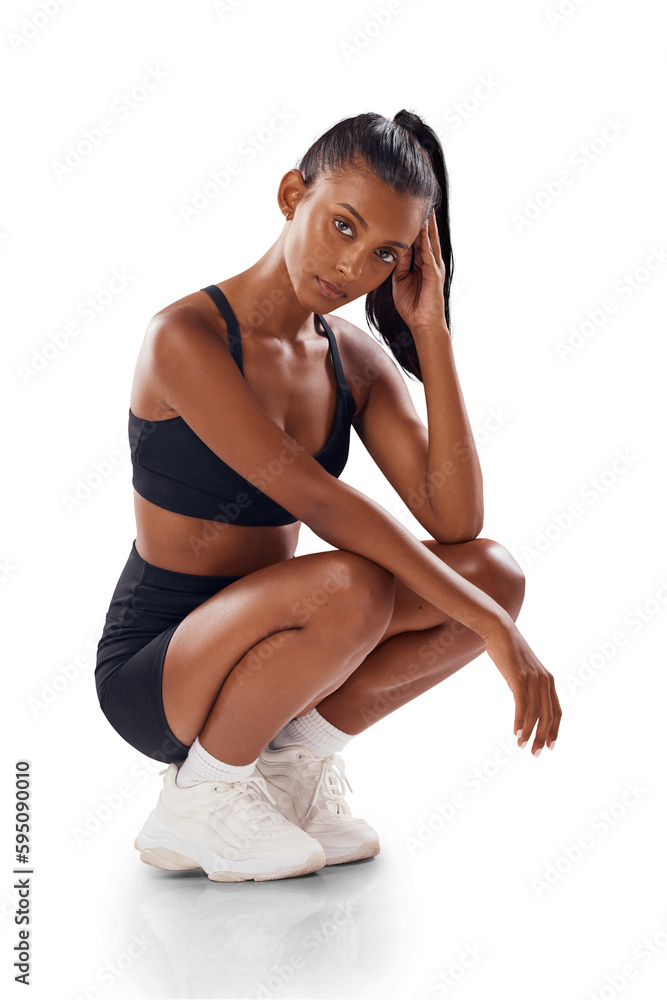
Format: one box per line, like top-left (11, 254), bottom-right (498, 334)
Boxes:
top-left (131, 291), bottom-right (228, 420)
top-left (152, 288), bottom-right (226, 336)
top-left (325, 313), bottom-right (401, 418)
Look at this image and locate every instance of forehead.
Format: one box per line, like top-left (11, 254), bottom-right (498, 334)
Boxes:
top-left (311, 167), bottom-right (426, 231)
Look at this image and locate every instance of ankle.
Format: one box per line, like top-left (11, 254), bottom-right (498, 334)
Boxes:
top-left (176, 735), bottom-right (258, 788)
top-left (268, 707), bottom-right (353, 758)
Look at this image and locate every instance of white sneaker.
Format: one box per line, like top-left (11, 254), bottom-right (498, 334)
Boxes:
top-left (255, 745), bottom-right (380, 866)
top-left (134, 763), bottom-right (326, 882)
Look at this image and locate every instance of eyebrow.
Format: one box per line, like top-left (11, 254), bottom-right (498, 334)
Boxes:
top-left (336, 203), bottom-right (409, 249)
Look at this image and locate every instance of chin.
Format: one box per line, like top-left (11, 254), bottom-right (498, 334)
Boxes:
top-left (317, 299), bottom-right (348, 315)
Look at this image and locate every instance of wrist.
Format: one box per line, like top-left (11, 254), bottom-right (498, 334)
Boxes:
top-left (478, 607), bottom-right (515, 642)
top-left (410, 316), bottom-right (450, 339)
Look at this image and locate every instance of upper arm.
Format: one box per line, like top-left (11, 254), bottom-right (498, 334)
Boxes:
top-left (147, 310), bottom-right (345, 526)
top-left (345, 326), bottom-right (444, 538)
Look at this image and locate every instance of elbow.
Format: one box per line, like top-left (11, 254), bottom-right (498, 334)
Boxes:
top-left (466, 512), bottom-right (485, 541)
top-left (432, 527), bottom-right (483, 544)
top-left (428, 504), bottom-right (484, 545)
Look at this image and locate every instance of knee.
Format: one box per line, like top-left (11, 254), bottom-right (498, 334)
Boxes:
top-left (325, 550), bottom-right (396, 637)
top-left (468, 537), bottom-right (525, 620)
top-left (430, 536), bottom-right (525, 620)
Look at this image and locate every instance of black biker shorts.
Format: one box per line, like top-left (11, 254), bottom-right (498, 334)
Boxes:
top-left (95, 539), bottom-right (243, 764)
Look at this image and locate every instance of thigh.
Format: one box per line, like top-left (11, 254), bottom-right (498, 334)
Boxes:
top-left (161, 548), bottom-right (395, 743)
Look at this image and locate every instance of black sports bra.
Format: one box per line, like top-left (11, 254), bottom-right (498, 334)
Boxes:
top-left (129, 284), bottom-right (357, 526)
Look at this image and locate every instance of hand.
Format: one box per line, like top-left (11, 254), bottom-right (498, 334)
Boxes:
top-left (391, 209), bottom-right (449, 335)
top-left (483, 619), bottom-right (562, 755)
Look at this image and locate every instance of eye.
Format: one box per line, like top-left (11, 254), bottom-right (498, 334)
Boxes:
top-left (334, 218), bottom-right (352, 235)
top-left (333, 219), bottom-right (397, 265)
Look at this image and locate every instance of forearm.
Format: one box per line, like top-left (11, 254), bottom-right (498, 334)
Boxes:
top-left (311, 481), bottom-right (510, 640)
top-left (414, 324), bottom-right (484, 540)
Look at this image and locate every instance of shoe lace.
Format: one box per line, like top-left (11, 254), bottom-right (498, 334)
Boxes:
top-left (212, 774), bottom-right (288, 831)
top-left (160, 767), bottom-right (286, 831)
top-left (297, 752), bottom-right (353, 822)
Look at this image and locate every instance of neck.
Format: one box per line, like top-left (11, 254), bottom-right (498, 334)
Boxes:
top-left (220, 232), bottom-right (318, 343)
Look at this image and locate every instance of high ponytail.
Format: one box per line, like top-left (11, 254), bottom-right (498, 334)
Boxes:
top-left (295, 109), bottom-right (454, 383)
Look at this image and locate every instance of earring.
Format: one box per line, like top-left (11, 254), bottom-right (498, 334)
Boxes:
top-left (285, 212), bottom-right (291, 221)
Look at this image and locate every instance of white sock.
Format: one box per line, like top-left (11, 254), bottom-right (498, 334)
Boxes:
top-left (176, 735), bottom-right (258, 788)
top-left (269, 707), bottom-right (353, 757)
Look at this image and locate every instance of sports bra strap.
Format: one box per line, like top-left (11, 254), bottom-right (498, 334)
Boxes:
top-left (201, 284), bottom-right (350, 397)
top-left (316, 314), bottom-right (349, 395)
top-left (200, 285), bottom-right (244, 374)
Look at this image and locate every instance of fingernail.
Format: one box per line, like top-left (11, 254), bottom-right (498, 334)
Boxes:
top-left (548, 741), bottom-right (557, 751)
top-left (519, 740), bottom-right (528, 749)
top-left (533, 748), bottom-right (542, 757)
top-left (516, 729), bottom-right (523, 739)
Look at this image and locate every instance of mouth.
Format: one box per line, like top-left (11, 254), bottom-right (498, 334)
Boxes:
top-left (316, 276), bottom-right (347, 300)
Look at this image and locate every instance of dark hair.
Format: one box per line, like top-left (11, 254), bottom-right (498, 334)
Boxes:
top-left (295, 109), bottom-right (453, 382)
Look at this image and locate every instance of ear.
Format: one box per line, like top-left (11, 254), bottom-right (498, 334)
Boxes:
top-left (277, 168), bottom-right (306, 217)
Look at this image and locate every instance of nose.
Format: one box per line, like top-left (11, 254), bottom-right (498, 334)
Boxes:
top-left (336, 250), bottom-right (364, 283)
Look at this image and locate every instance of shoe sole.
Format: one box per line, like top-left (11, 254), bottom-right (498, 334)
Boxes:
top-left (134, 813), bottom-right (326, 882)
top-left (324, 841), bottom-right (381, 866)
top-left (256, 768), bottom-right (381, 868)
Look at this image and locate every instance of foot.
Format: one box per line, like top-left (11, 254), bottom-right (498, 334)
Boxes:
top-left (255, 745), bottom-right (380, 866)
top-left (134, 763), bottom-right (326, 882)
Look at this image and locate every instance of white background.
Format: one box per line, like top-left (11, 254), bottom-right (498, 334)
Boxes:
top-left (3, 1), bottom-right (666, 998)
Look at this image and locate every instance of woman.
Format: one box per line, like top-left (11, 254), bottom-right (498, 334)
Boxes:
top-left (95, 109), bottom-right (561, 883)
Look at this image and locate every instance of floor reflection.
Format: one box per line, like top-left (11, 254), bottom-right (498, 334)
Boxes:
top-left (123, 848), bottom-right (409, 999)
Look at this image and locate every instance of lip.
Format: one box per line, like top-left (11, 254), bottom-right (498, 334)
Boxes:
top-left (316, 276), bottom-right (347, 300)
